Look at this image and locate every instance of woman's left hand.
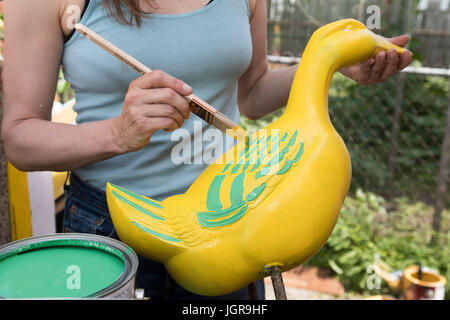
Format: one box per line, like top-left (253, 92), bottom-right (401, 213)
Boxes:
top-left (340, 35), bottom-right (413, 86)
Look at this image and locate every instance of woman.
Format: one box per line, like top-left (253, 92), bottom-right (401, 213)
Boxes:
top-left (2, 0), bottom-right (412, 300)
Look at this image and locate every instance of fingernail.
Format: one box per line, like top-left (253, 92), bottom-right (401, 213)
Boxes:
top-left (183, 84), bottom-right (192, 93)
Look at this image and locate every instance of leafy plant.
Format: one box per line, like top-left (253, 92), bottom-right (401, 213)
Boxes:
top-left (56, 69), bottom-right (74, 103)
top-left (306, 190), bottom-right (450, 299)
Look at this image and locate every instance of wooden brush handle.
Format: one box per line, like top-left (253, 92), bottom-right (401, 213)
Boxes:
top-left (74, 23), bottom-right (245, 142)
top-left (75, 24), bottom-right (151, 75)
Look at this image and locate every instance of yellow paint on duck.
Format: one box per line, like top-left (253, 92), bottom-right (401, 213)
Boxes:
top-left (106, 19), bottom-right (407, 296)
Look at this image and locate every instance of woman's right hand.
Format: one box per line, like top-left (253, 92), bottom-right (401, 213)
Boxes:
top-left (111, 70), bottom-right (193, 153)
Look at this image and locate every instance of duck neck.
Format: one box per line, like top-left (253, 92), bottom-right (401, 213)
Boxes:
top-left (282, 49), bottom-right (340, 128)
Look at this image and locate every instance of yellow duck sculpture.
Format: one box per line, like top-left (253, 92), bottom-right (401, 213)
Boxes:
top-left (106, 19), bottom-right (406, 296)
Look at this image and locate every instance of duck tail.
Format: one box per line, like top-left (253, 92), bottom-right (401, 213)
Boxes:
top-left (106, 183), bottom-right (184, 262)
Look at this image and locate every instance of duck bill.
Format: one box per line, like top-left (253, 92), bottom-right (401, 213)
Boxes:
top-left (371, 32), bottom-right (408, 56)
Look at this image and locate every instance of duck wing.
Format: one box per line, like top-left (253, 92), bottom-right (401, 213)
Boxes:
top-left (106, 130), bottom-right (306, 251)
top-left (195, 129), bottom-right (305, 229)
top-left (106, 184), bottom-right (184, 242)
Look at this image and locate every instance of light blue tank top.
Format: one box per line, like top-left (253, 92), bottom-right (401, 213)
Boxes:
top-left (62, 0), bottom-right (252, 200)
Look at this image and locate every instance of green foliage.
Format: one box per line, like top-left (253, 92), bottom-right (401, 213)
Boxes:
top-left (328, 69), bottom-right (449, 202)
top-left (306, 190), bottom-right (450, 298)
top-left (57, 70), bottom-right (70, 95)
top-left (57, 69), bottom-right (74, 103)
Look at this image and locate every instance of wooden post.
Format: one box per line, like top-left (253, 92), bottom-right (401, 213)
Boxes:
top-left (248, 282), bottom-right (258, 300)
top-left (385, 72), bottom-right (406, 193)
top-left (270, 266), bottom-right (288, 300)
top-left (432, 82), bottom-right (450, 244)
top-left (385, 0), bottom-right (411, 194)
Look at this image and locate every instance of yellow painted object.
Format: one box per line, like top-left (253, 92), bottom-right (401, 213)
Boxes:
top-left (106, 19), bottom-right (407, 296)
top-left (7, 162), bottom-right (33, 240)
top-left (372, 260), bottom-right (403, 290)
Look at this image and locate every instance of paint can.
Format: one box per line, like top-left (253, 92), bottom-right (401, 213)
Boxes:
top-left (0, 233), bottom-right (138, 299)
top-left (401, 265), bottom-right (447, 300)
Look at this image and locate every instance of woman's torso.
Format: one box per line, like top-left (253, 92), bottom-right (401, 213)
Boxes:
top-left (62, 0), bottom-right (252, 200)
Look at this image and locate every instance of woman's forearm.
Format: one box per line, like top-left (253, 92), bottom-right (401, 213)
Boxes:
top-left (242, 64), bottom-right (298, 120)
top-left (2, 69), bottom-right (195, 173)
top-left (2, 117), bottom-right (122, 172)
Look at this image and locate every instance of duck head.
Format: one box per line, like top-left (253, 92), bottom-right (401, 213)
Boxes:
top-left (282, 19), bottom-right (408, 127)
top-left (309, 19), bottom-right (406, 69)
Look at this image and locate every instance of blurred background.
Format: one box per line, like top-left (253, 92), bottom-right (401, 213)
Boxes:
top-left (0, 0), bottom-right (448, 300)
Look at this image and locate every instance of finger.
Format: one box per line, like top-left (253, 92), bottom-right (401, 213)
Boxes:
top-left (380, 49), bottom-right (400, 81)
top-left (389, 34), bottom-right (410, 48)
top-left (361, 59), bottom-right (375, 73)
top-left (148, 117), bottom-right (180, 132)
top-left (368, 51), bottom-right (388, 82)
top-left (142, 88), bottom-right (191, 119)
top-left (399, 50), bottom-right (413, 70)
top-left (352, 61), bottom-right (374, 85)
top-left (138, 117), bottom-right (180, 133)
top-left (140, 104), bottom-right (185, 127)
top-left (132, 70), bottom-right (193, 96)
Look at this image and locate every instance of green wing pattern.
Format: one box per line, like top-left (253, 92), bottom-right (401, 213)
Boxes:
top-left (197, 130), bottom-right (305, 229)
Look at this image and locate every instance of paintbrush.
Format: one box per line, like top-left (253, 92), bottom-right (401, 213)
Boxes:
top-left (75, 23), bottom-right (247, 143)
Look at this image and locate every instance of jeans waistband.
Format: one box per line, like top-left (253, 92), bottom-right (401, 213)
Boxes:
top-left (67, 172), bottom-right (109, 211)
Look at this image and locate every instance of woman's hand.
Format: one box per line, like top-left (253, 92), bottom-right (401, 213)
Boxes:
top-left (340, 35), bottom-right (413, 85)
top-left (111, 70), bottom-right (193, 153)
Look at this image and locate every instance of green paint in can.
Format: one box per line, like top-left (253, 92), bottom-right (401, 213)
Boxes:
top-left (0, 234), bottom-right (138, 299)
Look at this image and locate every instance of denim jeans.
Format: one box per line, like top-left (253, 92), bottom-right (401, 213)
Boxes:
top-left (63, 173), bottom-right (265, 300)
